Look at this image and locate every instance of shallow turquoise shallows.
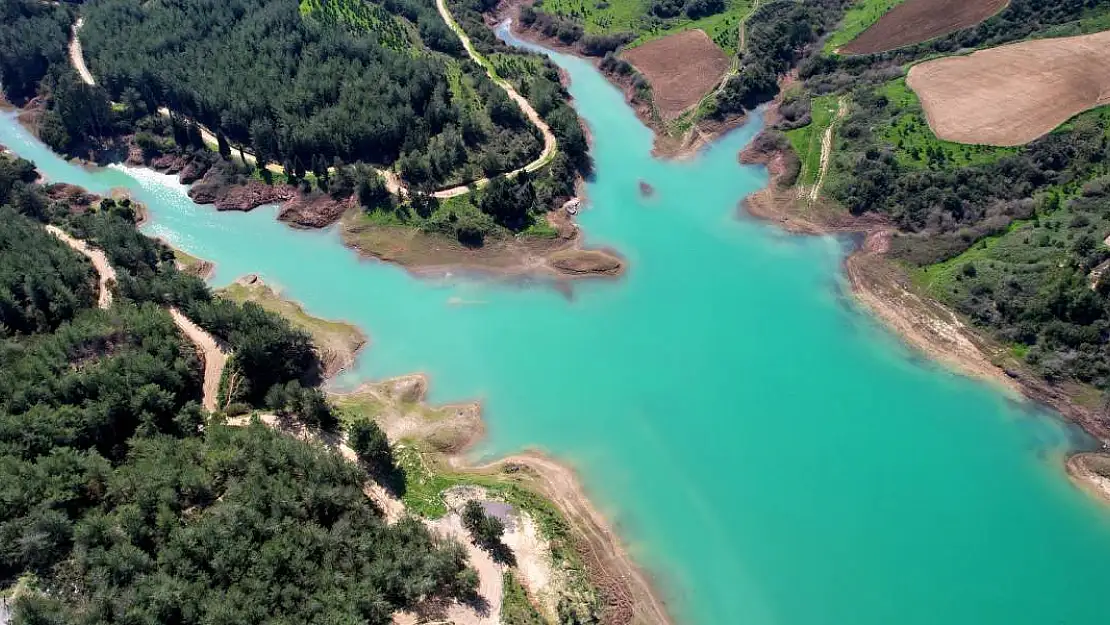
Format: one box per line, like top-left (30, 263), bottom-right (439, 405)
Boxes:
top-left (5, 24), bottom-right (1110, 623)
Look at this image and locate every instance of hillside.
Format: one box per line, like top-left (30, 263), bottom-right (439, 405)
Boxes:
top-left (742, 0), bottom-right (1110, 444)
top-left (0, 153), bottom-right (479, 622)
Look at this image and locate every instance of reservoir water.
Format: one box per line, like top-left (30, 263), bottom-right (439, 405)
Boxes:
top-left (4, 26), bottom-right (1110, 624)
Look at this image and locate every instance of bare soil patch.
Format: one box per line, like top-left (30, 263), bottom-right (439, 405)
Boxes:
top-left (906, 30), bottom-right (1110, 146)
top-left (622, 29), bottom-right (730, 122)
top-left (840, 0), bottom-right (1009, 55)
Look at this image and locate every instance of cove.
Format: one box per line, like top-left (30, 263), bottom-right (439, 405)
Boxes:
top-left (5, 26), bottom-right (1110, 624)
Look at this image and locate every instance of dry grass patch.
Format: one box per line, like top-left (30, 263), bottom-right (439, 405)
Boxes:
top-left (622, 29), bottom-right (730, 121)
top-left (840, 0), bottom-right (1009, 55)
top-left (906, 30), bottom-right (1110, 146)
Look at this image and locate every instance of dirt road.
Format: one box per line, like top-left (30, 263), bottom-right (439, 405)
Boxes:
top-left (67, 16), bottom-right (552, 200)
top-left (46, 224), bottom-right (116, 309)
top-left (431, 9), bottom-right (558, 197)
top-left (809, 96), bottom-right (847, 202)
top-left (167, 308), bottom-right (229, 412)
top-left (68, 19), bottom-right (96, 86)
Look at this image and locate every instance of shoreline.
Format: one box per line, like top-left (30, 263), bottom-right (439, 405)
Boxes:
top-left (493, 5), bottom-right (746, 160)
top-left (191, 277), bottom-right (671, 624)
top-left (8, 106), bottom-right (625, 283)
top-left (338, 208), bottom-right (626, 285)
top-left (739, 129), bottom-right (1110, 504)
top-left (332, 375), bottom-right (674, 625)
top-left (1067, 453), bottom-right (1110, 506)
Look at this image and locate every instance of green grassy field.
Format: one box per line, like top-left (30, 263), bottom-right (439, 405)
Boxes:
top-left (299, 0), bottom-right (412, 50)
top-left (877, 79), bottom-right (1014, 169)
top-left (535, 0), bottom-right (752, 53)
top-left (785, 95), bottom-right (839, 185)
top-left (822, 0), bottom-right (905, 53)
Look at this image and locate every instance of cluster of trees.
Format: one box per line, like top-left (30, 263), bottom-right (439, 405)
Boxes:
top-left (0, 205), bottom-right (96, 335)
top-left (829, 89), bottom-right (1110, 252)
top-left (518, 4), bottom-right (633, 55)
top-left (649, 0), bottom-right (724, 20)
top-left (0, 0), bottom-right (71, 103)
top-left (932, 177), bottom-right (1110, 386)
top-left (716, 0), bottom-right (851, 116)
top-left (68, 0), bottom-right (540, 187)
top-left (0, 156), bottom-right (479, 621)
top-left (462, 500), bottom-right (512, 563)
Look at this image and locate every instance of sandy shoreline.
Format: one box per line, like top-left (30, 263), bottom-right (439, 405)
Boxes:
top-left (333, 375), bottom-right (674, 625)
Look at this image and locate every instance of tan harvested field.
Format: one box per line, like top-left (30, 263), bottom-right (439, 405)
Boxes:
top-left (622, 29), bottom-right (730, 121)
top-left (841, 0), bottom-right (1009, 55)
top-left (906, 30), bottom-right (1110, 146)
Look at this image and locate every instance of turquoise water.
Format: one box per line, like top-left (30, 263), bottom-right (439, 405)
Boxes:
top-left (5, 26), bottom-right (1110, 623)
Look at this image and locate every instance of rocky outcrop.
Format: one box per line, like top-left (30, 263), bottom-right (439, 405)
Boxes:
top-left (44, 183), bottom-right (99, 211)
top-left (278, 192), bottom-right (354, 228)
top-left (188, 165), bottom-right (295, 211)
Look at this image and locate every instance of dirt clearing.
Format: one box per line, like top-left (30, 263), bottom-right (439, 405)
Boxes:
top-left (622, 29), bottom-right (730, 121)
top-left (906, 30), bottom-right (1110, 146)
top-left (840, 0), bottom-right (1009, 55)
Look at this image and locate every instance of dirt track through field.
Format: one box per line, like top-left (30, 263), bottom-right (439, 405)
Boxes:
top-left (906, 30), bottom-right (1110, 146)
top-left (809, 97), bottom-right (847, 202)
top-left (68, 14), bottom-right (556, 199)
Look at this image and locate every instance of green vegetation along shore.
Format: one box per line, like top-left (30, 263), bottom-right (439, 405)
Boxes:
top-left (0, 0), bottom-right (593, 251)
top-left (736, 0), bottom-right (1110, 487)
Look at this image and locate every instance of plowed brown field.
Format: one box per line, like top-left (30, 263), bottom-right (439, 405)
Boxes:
top-left (840, 0), bottom-right (1009, 55)
top-left (906, 30), bottom-right (1110, 146)
top-left (622, 29), bottom-right (730, 121)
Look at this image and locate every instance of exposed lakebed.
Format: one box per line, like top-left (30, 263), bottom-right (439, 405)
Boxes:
top-left (4, 24), bottom-right (1110, 625)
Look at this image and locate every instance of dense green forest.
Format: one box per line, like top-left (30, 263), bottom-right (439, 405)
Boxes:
top-left (0, 0), bottom-right (593, 245)
top-left (75, 0), bottom-right (541, 189)
top-left (0, 155), bottom-right (477, 620)
top-left (0, 0), bottom-right (71, 103)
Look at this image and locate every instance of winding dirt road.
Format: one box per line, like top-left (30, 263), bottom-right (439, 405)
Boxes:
top-left (46, 225), bottom-right (229, 411)
top-left (167, 307), bottom-right (229, 412)
top-left (46, 224), bottom-right (116, 309)
top-left (432, 9), bottom-right (558, 197)
top-left (67, 14), bottom-right (556, 200)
